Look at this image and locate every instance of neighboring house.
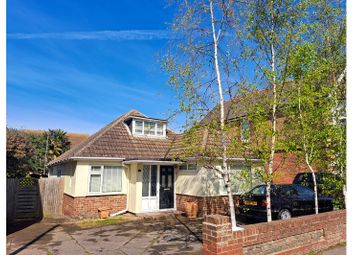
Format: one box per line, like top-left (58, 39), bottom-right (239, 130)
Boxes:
top-left (48, 109), bottom-right (263, 218)
top-left (199, 86), bottom-right (310, 184)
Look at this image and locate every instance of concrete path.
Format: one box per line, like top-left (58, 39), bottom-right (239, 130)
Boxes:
top-left (7, 216), bottom-right (203, 255)
top-left (318, 245), bottom-right (346, 255)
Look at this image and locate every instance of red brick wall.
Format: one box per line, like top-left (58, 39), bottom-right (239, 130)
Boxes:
top-left (63, 193), bottom-right (127, 219)
top-left (203, 210), bottom-right (346, 255)
top-left (272, 152), bottom-right (309, 184)
top-left (176, 194), bottom-right (240, 217)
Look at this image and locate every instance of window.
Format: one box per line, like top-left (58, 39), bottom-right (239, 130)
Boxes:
top-left (278, 186), bottom-right (296, 196)
top-left (241, 120), bottom-right (250, 142)
top-left (89, 165), bottom-right (123, 194)
top-left (142, 165), bottom-right (157, 197)
top-left (132, 119), bottom-right (166, 137)
top-left (294, 185), bottom-right (314, 196)
top-left (156, 123), bottom-right (163, 136)
top-left (135, 121), bottom-right (143, 134)
top-left (144, 121), bottom-right (155, 135)
top-left (179, 163), bottom-right (197, 171)
top-left (229, 164), bottom-right (263, 194)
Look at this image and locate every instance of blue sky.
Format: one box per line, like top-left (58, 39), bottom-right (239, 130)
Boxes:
top-left (7, 0), bottom-right (185, 134)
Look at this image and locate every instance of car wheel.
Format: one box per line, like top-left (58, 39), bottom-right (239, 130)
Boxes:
top-left (278, 209), bottom-right (291, 220)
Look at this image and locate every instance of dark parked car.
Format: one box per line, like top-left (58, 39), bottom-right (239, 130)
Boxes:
top-left (293, 172), bottom-right (338, 195)
top-left (237, 184), bottom-right (333, 221)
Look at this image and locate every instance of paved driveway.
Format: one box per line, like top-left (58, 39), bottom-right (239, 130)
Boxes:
top-left (7, 216), bottom-right (203, 255)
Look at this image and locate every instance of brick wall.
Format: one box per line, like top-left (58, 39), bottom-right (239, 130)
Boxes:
top-left (176, 194), bottom-right (240, 217)
top-left (272, 152), bottom-right (309, 184)
top-left (63, 193), bottom-right (127, 218)
top-left (203, 210), bottom-right (346, 255)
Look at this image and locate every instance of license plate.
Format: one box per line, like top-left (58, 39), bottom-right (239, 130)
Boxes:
top-left (244, 200), bottom-right (257, 206)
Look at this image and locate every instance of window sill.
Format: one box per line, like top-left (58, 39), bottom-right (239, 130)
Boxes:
top-left (86, 192), bottom-right (126, 197)
top-left (132, 134), bottom-right (167, 139)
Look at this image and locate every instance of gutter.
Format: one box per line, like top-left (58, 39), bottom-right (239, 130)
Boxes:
top-left (71, 157), bottom-right (125, 161)
top-left (186, 157), bottom-right (262, 162)
top-left (123, 160), bottom-right (184, 165)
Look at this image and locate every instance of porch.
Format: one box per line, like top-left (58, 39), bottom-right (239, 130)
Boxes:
top-left (125, 161), bottom-right (181, 214)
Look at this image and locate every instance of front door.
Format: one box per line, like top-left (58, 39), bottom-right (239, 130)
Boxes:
top-left (159, 166), bottom-right (174, 209)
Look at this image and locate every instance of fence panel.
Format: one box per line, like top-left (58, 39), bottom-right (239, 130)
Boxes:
top-left (7, 177), bottom-right (64, 221)
top-left (39, 177), bottom-right (64, 218)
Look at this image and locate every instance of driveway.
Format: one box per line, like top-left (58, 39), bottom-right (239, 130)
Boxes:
top-left (7, 216), bottom-right (203, 255)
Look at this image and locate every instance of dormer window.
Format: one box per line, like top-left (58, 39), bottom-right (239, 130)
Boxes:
top-left (135, 121), bottom-right (143, 135)
top-left (131, 118), bottom-right (167, 138)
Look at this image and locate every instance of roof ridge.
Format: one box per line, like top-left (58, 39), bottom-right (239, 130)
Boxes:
top-left (48, 109), bottom-right (145, 165)
top-left (74, 109), bottom-right (143, 156)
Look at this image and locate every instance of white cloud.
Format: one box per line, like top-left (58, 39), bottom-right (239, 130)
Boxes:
top-left (7, 30), bottom-right (176, 40)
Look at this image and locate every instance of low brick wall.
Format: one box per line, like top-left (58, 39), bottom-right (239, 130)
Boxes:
top-left (176, 194), bottom-right (240, 217)
top-left (63, 193), bottom-right (127, 218)
top-left (203, 210), bottom-right (346, 255)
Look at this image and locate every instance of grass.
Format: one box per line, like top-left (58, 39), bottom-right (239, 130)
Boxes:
top-left (76, 215), bottom-right (136, 229)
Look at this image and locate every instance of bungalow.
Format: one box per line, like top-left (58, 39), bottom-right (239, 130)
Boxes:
top-left (48, 103), bottom-right (307, 218)
top-left (48, 109), bottom-right (267, 218)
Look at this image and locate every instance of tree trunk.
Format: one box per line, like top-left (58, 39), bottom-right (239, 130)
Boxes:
top-left (266, 0), bottom-right (276, 223)
top-left (209, 0), bottom-right (239, 231)
top-left (297, 87), bottom-right (319, 214)
top-left (305, 154), bottom-right (319, 214)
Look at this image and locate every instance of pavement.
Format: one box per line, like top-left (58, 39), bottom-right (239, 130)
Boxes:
top-left (6, 215), bottom-right (203, 255)
top-left (6, 215), bottom-right (346, 255)
top-left (318, 245), bottom-right (346, 255)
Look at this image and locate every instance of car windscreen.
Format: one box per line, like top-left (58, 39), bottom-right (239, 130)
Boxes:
top-left (277, 186), bottom-right (296, 196)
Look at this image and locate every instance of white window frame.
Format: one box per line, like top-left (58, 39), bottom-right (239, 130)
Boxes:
top-left (179, 163), bottom-right (198, 172)
top-left (132, 119), bottom-right (166, 138)
top-left (88, 165), bottom-right (123, 195)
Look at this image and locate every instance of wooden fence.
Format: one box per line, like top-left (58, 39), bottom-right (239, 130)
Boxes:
top-left (7, 177), bottom-right (65, 221)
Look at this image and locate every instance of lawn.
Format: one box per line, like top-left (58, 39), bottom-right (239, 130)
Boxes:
top-left (76, 214), bottom-right (137, 229)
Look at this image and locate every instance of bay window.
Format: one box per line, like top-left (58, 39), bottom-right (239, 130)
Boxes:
top-left (89, 165), bottom-right (123, 194)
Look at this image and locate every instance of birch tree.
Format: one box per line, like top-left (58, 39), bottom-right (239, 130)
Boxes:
top-left (240, 0), bottom-right (309, 221)
top-left (285, 0), bottom-right (346, 211)
top-left (164, 0), bottom-right (243, 230)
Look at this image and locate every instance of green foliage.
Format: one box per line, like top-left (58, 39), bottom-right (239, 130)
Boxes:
top-left (6, 128), bottom-right (35, 178)
top-left (46, 129), bottom-right (71, 162)
top-left (282, 0), bottom-right (346, 207)
top-left (7, 128), bottom-right (71, 176)
top-left (27, 132), bottom-right (47, 175)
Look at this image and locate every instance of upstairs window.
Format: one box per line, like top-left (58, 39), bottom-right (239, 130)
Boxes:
top-left (135, 121), bottom-right (143, 135)
top-left (144, 121), bottom-right (155, 135)
top-left (241, 120), bottom-right (250, 142)
top-left (132, 119), bottom-right (166, 137)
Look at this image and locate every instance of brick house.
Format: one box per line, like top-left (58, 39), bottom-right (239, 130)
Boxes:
top-left (48, 98), bottom-right (306, 218)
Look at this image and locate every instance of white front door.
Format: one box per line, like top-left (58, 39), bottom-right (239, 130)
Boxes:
top-left (141, 165), bottom-right (159, 212)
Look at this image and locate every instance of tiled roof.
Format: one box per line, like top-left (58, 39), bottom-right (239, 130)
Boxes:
top-left (49, 87), bottom-right (275, 166)
top-left (48, 110), bottom-right (177, 166)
